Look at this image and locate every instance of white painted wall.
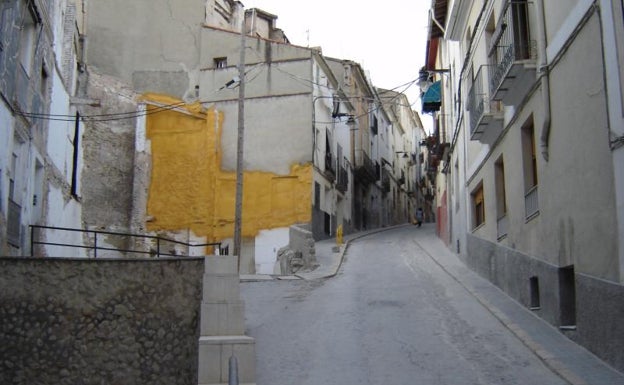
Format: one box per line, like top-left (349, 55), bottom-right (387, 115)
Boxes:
top-left (47, 69), bottom-right (75, 185)
top-left (600, 0), bottom-right (624, 283)
top-left (42, 186), bottom-right (86, 257)
top-left (254, 227), bottom-right (289, 274)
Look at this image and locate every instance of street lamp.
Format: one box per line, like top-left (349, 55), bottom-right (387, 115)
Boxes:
top-left (417, 67), bottom-right (450, 93)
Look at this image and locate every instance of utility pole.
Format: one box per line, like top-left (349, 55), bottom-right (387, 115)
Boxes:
top-left (233, 18), bottom-right (246, 271)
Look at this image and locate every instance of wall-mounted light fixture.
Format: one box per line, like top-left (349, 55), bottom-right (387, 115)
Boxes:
top-left (417, 67), bottom-right (450, 94)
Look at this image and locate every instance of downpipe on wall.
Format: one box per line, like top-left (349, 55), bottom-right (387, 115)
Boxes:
top-left (536, 0), bottom-right (552, 162)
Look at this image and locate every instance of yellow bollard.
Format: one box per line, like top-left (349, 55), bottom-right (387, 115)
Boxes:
top-left (336, 224), bottom-right (343, 246)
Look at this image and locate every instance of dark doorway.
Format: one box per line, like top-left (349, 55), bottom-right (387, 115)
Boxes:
top-left (559, 265), bottom-right (577, 327)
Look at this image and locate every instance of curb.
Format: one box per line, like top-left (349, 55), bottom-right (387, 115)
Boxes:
top-left (304, 223), bottom-right (413, 281)
top-left (412, 237), bottom-right (590, 385)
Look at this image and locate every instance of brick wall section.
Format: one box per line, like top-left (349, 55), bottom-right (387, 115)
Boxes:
top-left (0, 257), bottom-right (204, 385)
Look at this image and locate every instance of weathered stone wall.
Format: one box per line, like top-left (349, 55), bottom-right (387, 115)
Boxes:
top-left (0, 257), bottom-right (204, 385)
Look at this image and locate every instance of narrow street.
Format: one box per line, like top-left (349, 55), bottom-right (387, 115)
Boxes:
top-left (241, 225), bottom-right (569, 385)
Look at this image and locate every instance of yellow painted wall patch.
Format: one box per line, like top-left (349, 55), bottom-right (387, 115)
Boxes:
top-left (143, 94), bottom-right (312, 242)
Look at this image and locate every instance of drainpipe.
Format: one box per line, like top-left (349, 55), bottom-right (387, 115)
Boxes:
top-left (536, 0), bottom-right (552, 161)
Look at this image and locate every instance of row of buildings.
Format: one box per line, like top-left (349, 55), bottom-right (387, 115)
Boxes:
top-left (0, 0), bottom-right (431, 274)
top-left (423, 0), bottom-right (624, 373)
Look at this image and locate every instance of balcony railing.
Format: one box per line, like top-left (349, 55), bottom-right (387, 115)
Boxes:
top-left (336, 165), bottom-right (348, 193)
top-left (489, 0), bottom-right (537, 105)
top-left (7, 199), bottom-right (22, 247)
top-left (381, 171), bottom-right (391, 193)
top-left (354, 150), bottom-right (376, 184)
top-left (468, 65), bottom-right (504, 141)
top-left (30, 225), bottom-right (225, 258)
top-left (525, 185), bottom-right (539, 219)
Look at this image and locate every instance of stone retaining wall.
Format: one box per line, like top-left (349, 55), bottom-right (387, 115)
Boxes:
top-left (0, 257), bottom-right (204, 385)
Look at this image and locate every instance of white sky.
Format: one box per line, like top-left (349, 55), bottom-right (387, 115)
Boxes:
top-left (241, 0), bottom-right (433, 131)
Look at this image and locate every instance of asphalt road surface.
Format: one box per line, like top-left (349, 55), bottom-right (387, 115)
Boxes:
top-left (241, 225), bottom-right (568, 385)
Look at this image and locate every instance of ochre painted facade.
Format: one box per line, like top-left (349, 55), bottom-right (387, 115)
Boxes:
top-left (143, 94), bottom-right (312, 242)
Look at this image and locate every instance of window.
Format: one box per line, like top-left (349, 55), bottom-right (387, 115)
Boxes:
top-left (214, 57), bottom-right (227, 68)
top-left (472, 183), bottom-right (485, 229)
top-left (522, 117), bottom-right (539, 218)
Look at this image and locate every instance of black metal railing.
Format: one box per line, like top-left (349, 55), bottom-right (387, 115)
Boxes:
top-left (468, 65), bottom-right (504, 138)
top-left (355, 150), bottom-right (376, 182)
top-left (489, 0), bottom-right (536, 97)
top-left (29, 225), bottom-right (225, 258)
top-left (381, 171), bottom-right (391, 193)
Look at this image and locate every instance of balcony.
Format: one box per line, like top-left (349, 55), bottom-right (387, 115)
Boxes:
top-left (336, 165), bottom-right (348, 193)
top-left (354, 150), bottom-right (377, 185)
top-left (467, 65), bottom-right (504, 141)
top-left (381, 171), bottom-right (391, 194)
top-left (489, 0), bottom-right (537, 106)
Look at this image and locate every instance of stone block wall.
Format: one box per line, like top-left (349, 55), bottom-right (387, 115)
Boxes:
top-left (0, 257), bottom-right (204, 385)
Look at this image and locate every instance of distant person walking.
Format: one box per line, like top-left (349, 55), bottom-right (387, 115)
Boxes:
top-left (415, 207), bottom-right (424, 227)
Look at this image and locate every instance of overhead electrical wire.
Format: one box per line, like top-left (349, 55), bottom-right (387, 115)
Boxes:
top-left (17, 57), bottom-right (421, 124)
top-left (17, 63), bottom-right (267, 123)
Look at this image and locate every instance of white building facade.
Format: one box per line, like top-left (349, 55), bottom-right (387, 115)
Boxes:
top-left (429, 0), bottom-right (624, 371)
top-left (0, 0), bottom-right (85, 256)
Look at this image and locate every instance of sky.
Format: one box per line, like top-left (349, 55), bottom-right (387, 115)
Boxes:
top-left (241, 0), bottom-right (433, 130)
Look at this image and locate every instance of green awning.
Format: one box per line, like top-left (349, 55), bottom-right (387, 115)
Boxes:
top-left (422, 80), bottom-right (442, 113)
